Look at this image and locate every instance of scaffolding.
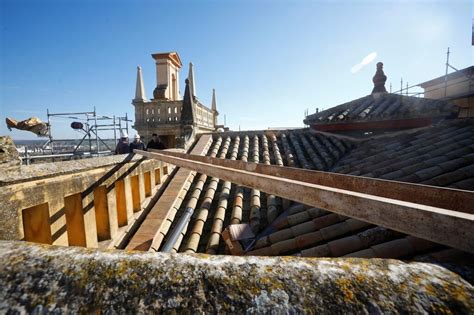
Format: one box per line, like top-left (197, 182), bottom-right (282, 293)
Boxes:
top-left (22, 107), bottom-right (131, 164)
top-left (391, 47), bottom-right (473, 98)
top-left (45, 107), bottom-right (131, 154)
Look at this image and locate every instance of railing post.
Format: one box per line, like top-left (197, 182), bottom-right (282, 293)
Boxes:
top-left (64, 193), bottom-right (87, 247)
top-left (48, 196), bottom-right (69, 246)
top-left (22, 203), bottom-right (52, 244)
top-left (123, 176), bottom-right (135, 220)
top-left (138, 172), bottom-right (146, 200)
top-left (93, 186), bottom-right (111, 242)
top-left (81, 192), bottom-right (99, 248)
top-left (115, 180), bottom-right (128, 227)
top-left (107, 185), bottom-right (119, 239)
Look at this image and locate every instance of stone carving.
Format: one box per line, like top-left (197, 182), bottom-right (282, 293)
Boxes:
top-left (372, 62), bottom-right (388, 94)
top-left (5, 117), bottom-right (49, 136)
top-left (153, 84), bottom-right (168, 99)
top-left (180, 79), bottom-right (195, 126)
top-left (0, 136), bottom-right (21, 173)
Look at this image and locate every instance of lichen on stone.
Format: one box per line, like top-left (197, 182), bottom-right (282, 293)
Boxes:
top-left (0, 241), bottom-right (472, 313)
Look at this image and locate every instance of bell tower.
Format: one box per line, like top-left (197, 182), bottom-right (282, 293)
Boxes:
top-left (151, 52), bottom-right (182, 100)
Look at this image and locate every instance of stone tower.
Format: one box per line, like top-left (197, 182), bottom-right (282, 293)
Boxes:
top-left (151, 52), bottom-right (182, 101)
top-left (132, 52), bottom-right (219, 149)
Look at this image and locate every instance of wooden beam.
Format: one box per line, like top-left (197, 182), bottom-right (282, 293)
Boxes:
top-left (310, 118), bottom-right (433, 132)
top-left (135, 149), bottom-right (474, 253)
top-left (147, 149), bottom-right (473, 214)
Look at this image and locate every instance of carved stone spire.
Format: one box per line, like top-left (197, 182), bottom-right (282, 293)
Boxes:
top-left (211, 89), bottom-right (218, 127)
top-left (372, 62), bottom-right (388, 94)
top-left (188, 62), bottom-right (196, 98)
top-left (134, 66), bottom-right (147, 102)
top-left (181, 79), bottom-right (195, 125)
top-left (211, 89), bottom-right (217, 112)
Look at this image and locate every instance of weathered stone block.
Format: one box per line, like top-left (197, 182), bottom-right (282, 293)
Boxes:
top-left (0, 241), bottom-right (472, 313)
top-left (0, 136), bottom-right (21, 172)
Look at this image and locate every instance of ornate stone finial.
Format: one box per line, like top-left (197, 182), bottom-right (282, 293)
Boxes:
top-left (181, 79), bottom-right (195, 125)
top-left (372, 62), bottom-right (387, 94)
top-left (187, 63), bottom-right (195, 97)
top-left (133, 65), bottom-right (147, 102)
top-left (211, 89), bottom-right (217, 112)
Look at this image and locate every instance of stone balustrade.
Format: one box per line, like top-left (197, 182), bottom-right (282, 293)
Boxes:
top-left (0, 153), bottom-right (173, 249)
top-left (137, 100), bottom-right (214, 129)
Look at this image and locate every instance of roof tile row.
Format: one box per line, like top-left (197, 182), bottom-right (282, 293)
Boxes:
top-left (151, 119), bottom-right (472, 276)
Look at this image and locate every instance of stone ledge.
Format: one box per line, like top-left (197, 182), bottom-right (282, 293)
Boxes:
top-left (0, 153), bottom-right (147, 186)
top-left (0, 241), bottom-right (472, 313)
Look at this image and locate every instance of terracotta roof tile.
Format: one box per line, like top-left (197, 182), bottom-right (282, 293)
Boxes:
top-left (319, 219), bottom-right (367, 241)
top-left (305, 94), bottom-right (457, 126)
top-left (451, 178), bottom-right (474, 190)
top-left (299, 226), bottom-right (400, 257)
top-left (430, 164), bottom-right (474, 187)
top-left (300, 243), bottom-right (332, 257)
top-left (152, 118), bottom-right (473, 259)
top-left (346, 236), bottom-right (437, 259)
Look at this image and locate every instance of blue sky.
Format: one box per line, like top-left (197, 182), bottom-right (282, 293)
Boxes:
top-left (1, 0), bottom-right (472, 140)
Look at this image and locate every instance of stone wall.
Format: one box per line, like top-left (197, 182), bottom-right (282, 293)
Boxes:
top-left (0, 153), bottom-right (170, 249)
top-left (0, 241), bottom-right (472, 313)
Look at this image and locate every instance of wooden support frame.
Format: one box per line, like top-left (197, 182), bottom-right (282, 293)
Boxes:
top-left (146, 149), bottom-right (473, 214)
top-left (136, 149), bottom-right (474, 253)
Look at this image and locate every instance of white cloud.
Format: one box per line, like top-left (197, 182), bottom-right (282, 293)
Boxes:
top-left (351, 52), bottom-right (377, 74)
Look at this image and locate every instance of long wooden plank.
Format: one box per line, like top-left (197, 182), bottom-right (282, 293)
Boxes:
top-left (125, 136), bottom-right (213, 251)
top-left (136, 149), bottom-right (474, 253)
top-left (147, 149), bottom-right (473, 214)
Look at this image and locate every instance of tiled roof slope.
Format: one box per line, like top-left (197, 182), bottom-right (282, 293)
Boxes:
top-left (159, 131), bottom-right (355, 254)
top-left (156, 119), bottom-right (473, 281)
top-left (304, 93), bottom-right (458, 125)
top-left (246, 119), bottom-right (474, 282)
top-left (332, 118), bottom-right (474, 189)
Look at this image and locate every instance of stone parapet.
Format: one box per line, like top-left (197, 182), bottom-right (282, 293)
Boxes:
top-left (0, 153), bottom-right (170, 248)
top-left (0, 241), bottom-right (472, 313)
top-left (1, 153), bottom-right (146, 186)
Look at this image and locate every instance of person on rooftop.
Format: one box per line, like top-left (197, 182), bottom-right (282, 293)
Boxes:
top-left (115, 130), bottom-right (130, 154)
top-left (129, 134), bottom-right (146, 152)
top-left (147, 133), bottom-right (166, 150)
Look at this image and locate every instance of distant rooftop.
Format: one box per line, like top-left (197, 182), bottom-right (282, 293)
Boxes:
top-left (419, 66), bottom-right (473, 88)
top-left (304, 93), bottom-right (457, 132)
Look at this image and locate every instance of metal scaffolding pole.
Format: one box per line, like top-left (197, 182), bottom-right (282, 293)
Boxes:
top-left (445, 47), bottom-right (450, 97)
top-left (94, 107), bottom-right (99, 155)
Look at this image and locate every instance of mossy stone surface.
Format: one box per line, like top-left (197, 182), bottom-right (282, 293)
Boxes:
top-left (0, 241), bottom-right (472, 314)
